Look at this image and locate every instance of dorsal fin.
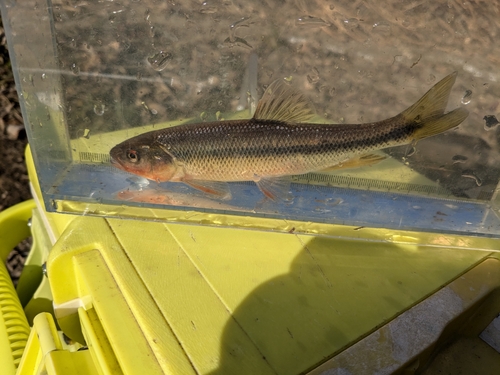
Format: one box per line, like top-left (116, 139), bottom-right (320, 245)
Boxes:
top-left (253, 80), bottom-right (315, 122)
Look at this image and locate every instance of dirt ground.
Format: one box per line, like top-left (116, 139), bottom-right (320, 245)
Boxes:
top-left (0, 19), bottom-right (32, 283)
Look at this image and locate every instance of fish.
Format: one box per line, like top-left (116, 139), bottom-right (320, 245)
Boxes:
top-left (110, 72), bottom-right (468, 200)
top-left (115, 186), bottom-right (250, 210)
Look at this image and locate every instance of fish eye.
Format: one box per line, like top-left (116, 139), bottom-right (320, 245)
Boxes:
top-left (127, 149), bottom-right (140, 163)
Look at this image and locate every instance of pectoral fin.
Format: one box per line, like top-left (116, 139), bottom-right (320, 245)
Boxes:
top-left (321, 153), bottom-right (387, 172)
top-left (183, 179), bottom-right (232, 200)
top-left (255, 177), bottom-right (292, 201)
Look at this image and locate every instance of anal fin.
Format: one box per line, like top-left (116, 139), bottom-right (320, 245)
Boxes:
top-left (321, 153), bottom-right (387, 172)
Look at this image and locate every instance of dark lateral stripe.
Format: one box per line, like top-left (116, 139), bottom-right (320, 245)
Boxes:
top-left (172, 120), bottom-right (420, 160)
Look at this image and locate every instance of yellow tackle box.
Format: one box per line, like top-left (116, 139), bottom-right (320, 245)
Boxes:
top-left (0, 146), bottom-right (499, 375)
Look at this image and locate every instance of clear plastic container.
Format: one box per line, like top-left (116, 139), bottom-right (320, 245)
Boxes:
top-left (1, 0), bottom-right (499, 236)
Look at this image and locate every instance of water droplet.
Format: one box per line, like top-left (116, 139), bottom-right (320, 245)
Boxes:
top-left (372, 21), bottom-right (391, 34)
top-left (343, 18), bottom-right (359, 29)
top-left (200, 112), bottom-right (208, 121)
top-left (461, 171), bottom-right (482, 186)
top-left (41, 73), bottom-right (47, 80)
top-left (200, 1), bottom-right (218, 14)
top-left (307, 67), bottom-right (320, 84)
top-left (71, 63), bottom-right (80, 75)
top-left (223, 36), bottom-right (252, 50)
top-left (230, 17), bottom-right (252, 33)
top-left (224, 17), bottom-right (254, 49)
top-left (483, 115), bottom-right (499, 130)
top-left (307, 75), bottom-right (319, 84)
top-left (93, 103), bottom-right (105, 116)
top-left (150, 108), bottom-right (158, 115)
top-left (296, 16), bottom-right (330, 28)
top-left (147, 51), bottom-right (172, 71)
top-left (452, 155), bottom-right (467, 164)
top-left (461, 89), bottom-right (472, 105)
top-left (426, 74), bottom-right (436, 84)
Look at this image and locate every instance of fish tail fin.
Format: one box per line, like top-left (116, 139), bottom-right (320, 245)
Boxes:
top-left (401, 72), bottom-right (469, 140)
top-left (412, 108), bottom-right (469, 140)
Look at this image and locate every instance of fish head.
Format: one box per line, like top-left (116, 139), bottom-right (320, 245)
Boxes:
top-left (110, 135), bottom-right (177, 182)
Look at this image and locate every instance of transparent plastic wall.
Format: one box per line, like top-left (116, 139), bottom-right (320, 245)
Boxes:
top-left (1, 0), bottom-right (500, 236)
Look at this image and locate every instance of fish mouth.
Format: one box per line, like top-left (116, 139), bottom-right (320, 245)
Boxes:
top-left (110, 156), bottom-right (118, 165)
top-left (109, 155), bottom-right (137, 175)
top-left (109, 145), bottom-right (122, 166)
top-left (109, 155), bottom-right (125, 170)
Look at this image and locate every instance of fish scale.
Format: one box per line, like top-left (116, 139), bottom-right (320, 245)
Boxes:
top-left (155, 117), bottom-right (415, 182)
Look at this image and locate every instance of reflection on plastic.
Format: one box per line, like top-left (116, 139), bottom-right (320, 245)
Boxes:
top-left (115, 187), bottom-right (249, 212)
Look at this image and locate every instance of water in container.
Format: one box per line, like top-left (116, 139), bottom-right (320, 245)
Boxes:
top-left (1, 0), bottom-right (499, 236)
